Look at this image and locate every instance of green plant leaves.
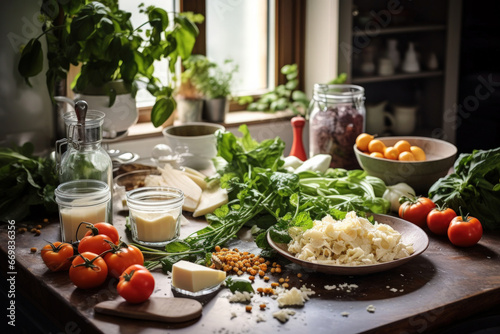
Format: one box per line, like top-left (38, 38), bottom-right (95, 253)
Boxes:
top-left (151, 96), bottom-right (175, 127)
top-left (18, 39), bottom-right (43, 81)
top-left (70, 15), bottom-right (95, 41)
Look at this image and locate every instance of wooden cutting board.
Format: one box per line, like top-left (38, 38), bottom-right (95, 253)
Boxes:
top-left (94, 297), bottom-right (203, 323)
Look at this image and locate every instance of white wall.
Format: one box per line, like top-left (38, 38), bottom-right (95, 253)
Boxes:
top-left (0, 2), bottom-right (54, 154)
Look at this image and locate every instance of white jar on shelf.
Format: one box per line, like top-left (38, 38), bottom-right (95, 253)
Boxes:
top-left (386, 39), bottom-right (400, 70)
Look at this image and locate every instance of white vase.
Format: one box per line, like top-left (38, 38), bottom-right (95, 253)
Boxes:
top-left (402, 42), bottom-right (420, 73)
top-left (54, 80), bottom-right (139, 139)
top-left (386, 39), bottom-right (400, 70)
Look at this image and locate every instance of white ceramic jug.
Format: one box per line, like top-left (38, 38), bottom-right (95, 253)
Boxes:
top-left (386, 105), bottom-right (418, 135)
top-left (366, 101), bottom-right (392, 134)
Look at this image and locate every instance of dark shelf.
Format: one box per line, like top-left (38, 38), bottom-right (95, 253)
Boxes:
top-left (352, 70), bottom-right (443, 84)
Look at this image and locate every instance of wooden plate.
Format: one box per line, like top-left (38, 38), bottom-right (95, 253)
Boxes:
top-left (267, 214), bottom-right (429, 275)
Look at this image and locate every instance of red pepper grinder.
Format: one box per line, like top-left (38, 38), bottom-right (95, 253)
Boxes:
top-left (289, 115), bottom-right (307, 161)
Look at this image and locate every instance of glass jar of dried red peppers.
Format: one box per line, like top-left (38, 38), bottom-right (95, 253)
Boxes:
top-left (307, 84), bottom-right (365, 169)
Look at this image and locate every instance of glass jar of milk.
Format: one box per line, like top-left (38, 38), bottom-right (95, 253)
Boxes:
top-left (55, 180), bottom-right (111, 243)
top-left (126, 187), bottom-right (184, 247)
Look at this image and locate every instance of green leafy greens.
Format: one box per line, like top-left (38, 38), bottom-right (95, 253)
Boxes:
top-left (429, 147), bottom-right (500, 230)
top-left (0, 143), bottom-right (59, 223)
top-left (138, 125), bottom-right (390, 272)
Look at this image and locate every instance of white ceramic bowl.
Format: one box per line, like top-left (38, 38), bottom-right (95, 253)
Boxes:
top-left (162, 122), bottom-right (225, 170)
top-left (354, 136), bottom-right (457, 194)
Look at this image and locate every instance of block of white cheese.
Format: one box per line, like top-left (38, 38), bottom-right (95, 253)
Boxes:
top-left (193, 186), bottom-right (228, 217)
top-left (172, 260), bottom-right (226, 292)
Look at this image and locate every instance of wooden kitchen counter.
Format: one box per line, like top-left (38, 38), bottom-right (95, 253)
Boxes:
top-left (1, 209), bottom-right (499, 334)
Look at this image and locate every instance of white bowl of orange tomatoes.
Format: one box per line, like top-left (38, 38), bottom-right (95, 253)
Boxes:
top-left (353, 134), bottom-right (457, 195)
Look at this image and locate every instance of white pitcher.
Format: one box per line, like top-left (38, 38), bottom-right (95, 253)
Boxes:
top-left (386, 105), bottom-right (418, 135)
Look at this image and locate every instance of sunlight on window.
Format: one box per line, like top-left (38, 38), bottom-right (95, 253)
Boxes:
top-left (206, 0), bottom-right (273, 95)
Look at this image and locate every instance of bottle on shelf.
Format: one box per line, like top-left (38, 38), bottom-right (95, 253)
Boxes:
top-left (401, 42), bottom-right (420, 73)
top-left (386, 39), bottom-right (401, 70)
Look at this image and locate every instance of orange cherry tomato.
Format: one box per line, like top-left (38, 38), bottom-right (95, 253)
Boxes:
top-left (41, 241), bottom-right (74, 272)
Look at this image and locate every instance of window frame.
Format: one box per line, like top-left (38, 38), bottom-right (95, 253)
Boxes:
top-left (180, 0), bottom-right (306, 111)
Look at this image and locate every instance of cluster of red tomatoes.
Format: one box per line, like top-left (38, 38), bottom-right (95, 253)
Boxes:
top-left (40, 222), bottom-right (154, 303)
top-left (398, 196), bottom-right (483, 247)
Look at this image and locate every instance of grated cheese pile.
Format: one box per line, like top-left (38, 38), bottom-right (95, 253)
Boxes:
top-left (275, 285), bottom-right (315, 307)
top-left (287, 211), bottom-right (414, 265)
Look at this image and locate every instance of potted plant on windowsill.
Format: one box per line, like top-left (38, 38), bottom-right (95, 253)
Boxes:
top-left (174, 54), bottom-right (211, 123)
top-left (199, 59), bottom-right (238, 123)
top-left (18, 0), bottom-right (203, 135)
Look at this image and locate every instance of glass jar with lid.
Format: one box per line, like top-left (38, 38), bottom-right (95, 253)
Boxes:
top-left (308, 84), bottom-right (366, 169)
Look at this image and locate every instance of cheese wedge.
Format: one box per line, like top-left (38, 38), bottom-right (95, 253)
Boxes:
top-left (156, 164), bottom-right (202, 212)
top-left (172, 260), bottom-right (226, 292)
top-left (182, 170), bottom-right (208, 190)
top-left (182, 167), bottom-right (208, 179)
top-left (193, 186), bottom-right (228, 217)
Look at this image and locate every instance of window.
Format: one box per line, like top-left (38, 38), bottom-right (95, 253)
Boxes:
top-left (206, 0), bottom-right (273, 95)
top-left (182, 0), bottom-right (306, 96)
top-left (119, 0), bottom-right (305, 112)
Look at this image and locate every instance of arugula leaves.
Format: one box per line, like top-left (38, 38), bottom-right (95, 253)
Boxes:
top-left (0, 143), bottom-right (59, 223)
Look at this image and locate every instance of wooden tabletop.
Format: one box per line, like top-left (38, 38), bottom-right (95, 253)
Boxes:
top-left (1, 209), bottom-right (499, 334)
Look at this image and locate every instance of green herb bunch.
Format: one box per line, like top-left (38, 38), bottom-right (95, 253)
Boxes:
top-left (136, 125), bottom-right (389, 272)
top-left (177, 55), bottom-right (238, 99)
top-left (0, 143), bottom-right (59, 223)
top-left (18, 0), bottom-right (203, 127)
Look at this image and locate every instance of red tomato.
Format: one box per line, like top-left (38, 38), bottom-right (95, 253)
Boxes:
top-left (84, 222), bottom-right (120, 244)
top-left (426, 207), bottom-right (457, 235)
top-left (399, 196), bottom-right (436, 228)
top-left (78, 234), bottom-right (113, 256)
top-left (104, 242), bottom-right (144, 278)
top-left (448, 213), bottom-right (483, 247)
top-left (41, 241), bottom-right (74, 272)
top-left (69, 252), bottom-right (108, 289)
top-left (117, 264), bottom-right (155, 304)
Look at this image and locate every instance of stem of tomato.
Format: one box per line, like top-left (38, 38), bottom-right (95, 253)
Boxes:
top-left (122, 270), bottom-right (135, 282)
top-left (72, 253), bottom-right (102, 271)
top-left (458, 206), bottom-right (470, 222)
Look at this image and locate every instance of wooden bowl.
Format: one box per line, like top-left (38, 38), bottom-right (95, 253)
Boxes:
top-left (353, 136), bottom-right (457, 194)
